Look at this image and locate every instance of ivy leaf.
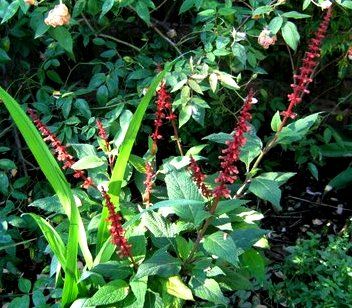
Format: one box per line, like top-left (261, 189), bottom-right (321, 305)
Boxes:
top-left (84, 280), bottom-right (129, 306)
top-left (203, 231), bottom-right (241, 266)
top-left (189, 275), bottom-right (228, 305)
top-left (249, 178), bottom-right (282, 211)
top-left (134, 249), bottom-right (181, 279)
top-left (281, 21), bottom-right (300, 50)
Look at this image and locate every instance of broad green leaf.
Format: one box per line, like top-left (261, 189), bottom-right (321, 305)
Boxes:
top-left (268, 16), bottom-right (283, 34)
top-left (338, 0), bottom-right (352, 9)
top-left (90, 261), bottom-right (132, 280)
top-left (282, 11), bottom-right (310, 19)
top-left (175, 235), bottom-right (193, 260)
top-left (271, 111), bottom-right (282, 131)
top-left (217, 72), bottom-right (240, 89)
top-left (166, 276), bottom-right (194, 301)
top-left (8, 295), bottom-right (30, 308)
top-left (100, 0), bottom-right (114, 18)
top-left (71, 155), bottom-right (105, 170)
top-left (218, 268), bottom-right (252, 290)
top-left (252, 5), bottom-right (273, 16)
top-left (129, 154), bottom-right (146, 173)
top-left (188, 79), bottom-right (203, 94)
top-left (189, 276), bottom-right (228, 305)
top-left (203, 132), bottom-right (231, 144)
top-left (170, 200), bottom-right (209, 226)
top-left (28, 196), bottom-right (64, 214)
top-left (84, 280), bottom-right (129, 306)
top-left (281, 21), bottom-right (300, 50)
top-left (0, 172), bottom-right (9, 194)
top-left (96, 66), bottom-right (169, 252)
top-left (0, 158), bottom-right (16, 170)
top-left (241, 248), bottom-right (266, 283)
top-left (165, 169), bottom-right (203, 201)
top-left (278, 113), bottom-right (320, 144)
top-left (249, 178), bottom-right (282, 211)
top-left (215, 199), bottom-right (250, 215)
top-left (203, 231), bottom-right (241, 266)
top-left (325, 167), bottom-right (352, 191)
top-left (49, 27), bottom-right (74, 55)
top-left (134, 249), bottom-right (181, 279)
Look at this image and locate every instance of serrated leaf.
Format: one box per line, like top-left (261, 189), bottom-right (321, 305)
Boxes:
top-left (278, 113), bottom-right (320, 144)
top-left (189, 276), bottom-right (228, 305)
top-left (49, 27), bottom-right (74, 55)
top-left (130, 277), bottom-right (148, 308)
top-left (281, 21), bottom-right (300, 50)
top-left (84, 280), bottom-right (129, 306)
top-left (240, 128), bottom-right (262, 170)
top-left (71, 155), bottom-right (105, 170)
top-left (203, 231), bottom-right (241, 265)
top-left (135, 249), bottom-right (181, 279)
top-left (166, 276), bottom-right (194, 301)
top-left (249, 178), bottom-right (282, 211)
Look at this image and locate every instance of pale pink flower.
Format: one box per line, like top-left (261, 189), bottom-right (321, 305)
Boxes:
top-left (44, 4), bottom-right (71, 27)
top-left (258, 29), bottom-right (277, 49)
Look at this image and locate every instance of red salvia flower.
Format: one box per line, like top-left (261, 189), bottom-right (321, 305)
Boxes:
top-left (189, 156), bottom-right (212, 198)
top-left (213, 91), bottom-right (254, 198)
top-left (282, 8), bottom-right (333, 122)
top-left (101, 188), bottom-right (131, 257)
top-left (96, 119), bottom-right (110, 149)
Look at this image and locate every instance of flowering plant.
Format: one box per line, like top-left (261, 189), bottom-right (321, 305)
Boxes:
top-left (0, 0), bottom-right (351, 307)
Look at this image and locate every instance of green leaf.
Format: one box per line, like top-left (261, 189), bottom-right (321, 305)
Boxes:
top-left (255, 172), bottom-right (296, 186)
top-left (165, 169), bottom-right (203, 201)
top-left (325, 168), bottom-right (352, 191)
top-left (24, 213), bottom-right (67, 268)
top-left (231, 228), bottom-right (268, 251)
top-left (217, 72), bottom-right (240, 89)
top-left (178, 104), bottom-right (192, 127)
top-left (129, 154), bottom-right (146, 173)
top-left (97, 85), bottom-right (109, 105)
top-left (135, 0), bottom-right (150, 24)
top-left (49, 27), bottom-right (74, 55)
top-left (85, 280), bottom-right (129, 306)
top-left (130, 277), bottom-right (148, 308)
top-left (339, 0), bottom-right (352, 9)
top-left (203, 231), bottom-right (240, 266)
top-left (209, 73), bottom-right (218, 93)
top-left (252, 5), bottom-right (273, 16)
top-left (307, 162), bottom-right (319, 180)
top-left (179, 0), bottom-right (195, 14)
top-left (303, 0), bottom-right (311, 10)
top-left (249, 178), bottom-right (282, 211)
top-left (271, 111), bottom-right (282, 131)
top-left (18, 278), bottom-right (31, 293)
top-left (278, 113), bottom-right (320, 144)
top-left (188, 79), bottom-right (203, 94)
top-left (0, 48), bottom-right (10, 62)
top-left (28, 195), bottom-right (65, 214)
top-left (241, 248), bottom-right (265, 283)
top-left (268, 16), bottom-right (283, 34)
top-left (135, 249), bottom-right (181, 279)
top-left (203, 132), bottom-right (231, 144)
top-left (215, 199), bottom-right (250, 215)
top-left (166, 276), bottom-right (194, 301)
top-left (281, 21), bottom-right (300, 50)
top-left (0, 158), bottom-right (16, 170)
top-left (8, 295), bottom-right (30, 308)
top-left (0, 172), bottom-right (9, 194)
top-left (71, 155), bottom-right (105, 170)
top-left (319, 142), bottom-right (352, 157)
top-left (101, 0), bottom-right (115, 18)
top-left (1, 0), bottom-right (19, 24)
top-left (96, 67), bottom-right (169, 252)
top-left (189, 276), bottom-right (228, 305)
top-left (240, 128), bottom-right (262, 170)
top-left (282, 11), bottom-right (310, 19)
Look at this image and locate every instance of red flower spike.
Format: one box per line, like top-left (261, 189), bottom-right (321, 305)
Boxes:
top-left (101, 188), bottom-right (131, 257)
top-left (213, 90), bottom-right (254, 198)
top-left (143, 162), bottom-right (154, 199)
top-left (189, 156), bottom-right (212, 198)
top-left (282, 8), bottom-right (332, 123)
top-left (96, 119), bottom-right (108, 141)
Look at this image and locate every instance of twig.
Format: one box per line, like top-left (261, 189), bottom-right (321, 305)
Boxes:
top-left (288, 195), bottom-right (352, 212)
top-left (99, 34), bottom-right (141, 52)
top-left (151, 24), bottom-right (182, 55)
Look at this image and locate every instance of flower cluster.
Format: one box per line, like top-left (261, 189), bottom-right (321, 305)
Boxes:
top-left (213, 91), bottom-right (254, 198)
top-left (143, 162), bottom-right (154, 203)
top-left (258, 28), bottom-right (277, 49)
top-left (44, 3), bottom-right (71, 28)
top-left (101, 188), bottom-right (131, 257)
top-left (189, 156), bottom-right (212, 198)
top-left (282, 8), bottom-right (332, 120)
top-left (96, 119), bottom-right (110, 150)
top-left (28, 109), bottom-right (92, 187)
top-left (151, 83), bottom-right (176, 141)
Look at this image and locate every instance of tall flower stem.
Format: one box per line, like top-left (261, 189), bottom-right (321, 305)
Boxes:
top-left (170, 119), bottom-right (184, 156)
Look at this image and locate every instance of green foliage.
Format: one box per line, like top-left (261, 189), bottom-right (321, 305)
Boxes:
top-left (270, 232), bottom-right (352, 307)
